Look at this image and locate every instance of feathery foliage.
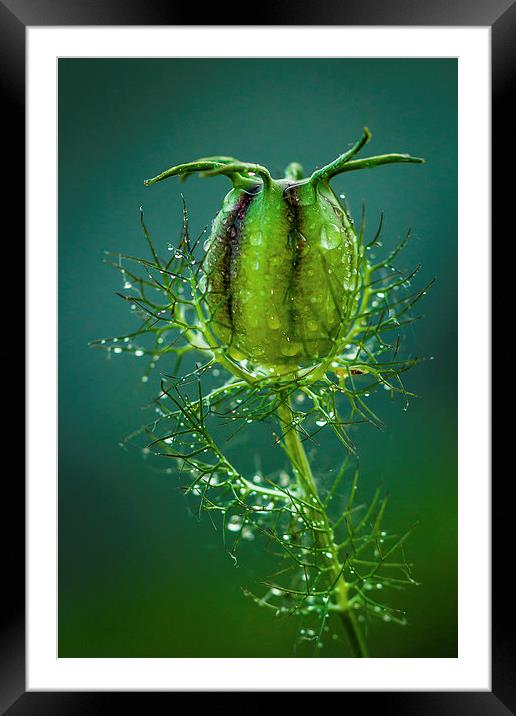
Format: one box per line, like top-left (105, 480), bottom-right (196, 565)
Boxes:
top-left (92, 182), bottom-right (429, 657)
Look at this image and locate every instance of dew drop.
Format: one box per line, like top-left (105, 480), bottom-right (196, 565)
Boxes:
top-left (320, 223), bottom-right (342, 250)
top-left (267, 313), bottom-right (281, 330)
top-left (280, 338), bottom-right (300, 357)
top-left (241, 526), bottom-right (254, 541)
top-left (278, 471), bottom-right (289, 486)
top-left (249, 231), bottom-right (263, 246)
top-left (227, 516), bottom-right (242, 532)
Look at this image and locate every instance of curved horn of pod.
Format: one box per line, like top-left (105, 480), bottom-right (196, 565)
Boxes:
top-left (145, 129), bottom-right (424, 370)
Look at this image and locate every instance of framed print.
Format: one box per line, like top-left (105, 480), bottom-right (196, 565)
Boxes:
top-left (2, 0), bottom-right (507, 711)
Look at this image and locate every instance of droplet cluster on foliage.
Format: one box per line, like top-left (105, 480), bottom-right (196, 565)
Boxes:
top-left (92, 131), bottom-right (428, 655)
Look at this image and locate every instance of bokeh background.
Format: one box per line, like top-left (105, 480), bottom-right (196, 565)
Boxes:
top-left (58, 58), bottom-right (457, 658)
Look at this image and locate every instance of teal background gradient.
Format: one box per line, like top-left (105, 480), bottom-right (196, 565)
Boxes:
top-left (58, 58), bottom-right (457, 657)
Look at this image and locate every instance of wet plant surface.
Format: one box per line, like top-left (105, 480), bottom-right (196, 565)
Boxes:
top-left (92, 131), bottom-right (433, 657)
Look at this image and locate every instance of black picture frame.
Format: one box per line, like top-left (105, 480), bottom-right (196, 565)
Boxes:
top-left (3, 0), bottom-right (505, 712)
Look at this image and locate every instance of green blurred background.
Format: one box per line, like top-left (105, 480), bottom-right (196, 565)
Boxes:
top-left (58, 58), bottom-right (457, 658)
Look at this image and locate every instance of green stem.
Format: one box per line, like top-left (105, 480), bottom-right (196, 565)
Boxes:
top-left (143, 159), bottom-right (270, 190)
top-left (276, 398), bottom-right (368, 657)
top-left (333, 153), bottom-right (424, 174)
top-left (339, 611), bottom-right (369, 658)
top-left (310, 127), bottom-right (371, 183)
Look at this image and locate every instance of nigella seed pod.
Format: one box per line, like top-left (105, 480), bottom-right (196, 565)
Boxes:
top-left (144, 129), bottom-right (424, 369)
top-left (202, 179), bottom-right (357, 366)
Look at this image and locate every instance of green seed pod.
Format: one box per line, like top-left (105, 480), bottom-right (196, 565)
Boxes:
top-left (145, 129), bottom-right (423, 370)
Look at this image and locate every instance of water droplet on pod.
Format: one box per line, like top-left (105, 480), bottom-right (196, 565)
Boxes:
top-left (280, 338), bottom-right (300, 357)
top-left (249, 231), bottom-right (263, 246)
top-left (320, 223), bottom-right (342, 250)
top-left (267, 313), bottom-right (281, 330)
top-left (227, 516), bottom-right (242, 532)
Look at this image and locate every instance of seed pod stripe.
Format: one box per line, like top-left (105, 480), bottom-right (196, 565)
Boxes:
top-left (284, 187), bottom-right (304, 339)
top-left (205, 188), bottom-right (257, 337)
top-left (224, 191), bottom-right (256, 329)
